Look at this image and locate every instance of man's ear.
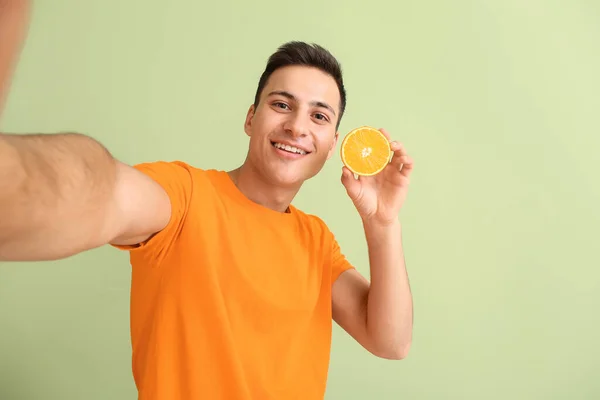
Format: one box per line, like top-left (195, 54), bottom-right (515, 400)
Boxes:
top-left (326, 131), bottom-right (340, 160)
top-left (244, 105), bottom-right (256, 137)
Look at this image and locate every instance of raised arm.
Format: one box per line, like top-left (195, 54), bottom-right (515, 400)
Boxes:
top-left (0, 132), bottom-right (172, 261)
top-left (333, 128), bottom-right (414, 360)
top-left (0, 0), bottom-right (30, 117)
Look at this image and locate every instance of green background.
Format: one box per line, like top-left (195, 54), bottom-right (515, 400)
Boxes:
top-left (1, 0), bottom-right (599, 399)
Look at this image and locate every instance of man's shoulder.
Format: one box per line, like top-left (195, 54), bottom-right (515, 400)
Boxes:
top-left (131, 159), bottom-right (207, 174)
top-left (130, 160), bottom-right (226, 185)
top-left (290, 207), bottom-right (334, 237)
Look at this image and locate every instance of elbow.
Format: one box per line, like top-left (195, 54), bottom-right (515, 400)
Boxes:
top-left (389, 341), bottom-right (412, 360)
top-left (364, 322), bottom-right (413, 360)
top-left (372, 340), bottom-right (412, 360)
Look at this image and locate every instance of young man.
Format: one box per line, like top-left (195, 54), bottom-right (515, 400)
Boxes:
top-left (0, 1), bottom-right (414, 399)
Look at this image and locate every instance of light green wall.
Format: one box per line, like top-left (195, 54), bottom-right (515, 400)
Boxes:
top-left (1, 0), bottom-right (599, 399)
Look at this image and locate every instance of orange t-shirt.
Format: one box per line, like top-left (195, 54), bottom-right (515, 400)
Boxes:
top-left (113, 161), bottom-right (354, 400)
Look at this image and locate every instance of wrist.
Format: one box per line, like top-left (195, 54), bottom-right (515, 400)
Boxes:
top-left (362, 217), bottom-right (402, 240)
top-left (361, 215), bottom-right (401, 230)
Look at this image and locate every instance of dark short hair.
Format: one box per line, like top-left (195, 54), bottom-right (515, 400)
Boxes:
top-left (253, 41), bottom-right (347, 129)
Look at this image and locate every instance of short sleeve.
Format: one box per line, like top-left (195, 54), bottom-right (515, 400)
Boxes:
top-left (330, 232), bottom-right (355, 284)
top-left (111, 160), bottom-right (194, 263)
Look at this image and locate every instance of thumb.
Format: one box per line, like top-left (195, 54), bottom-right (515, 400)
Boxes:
top-left (341, 167), bottom-right (361, 198)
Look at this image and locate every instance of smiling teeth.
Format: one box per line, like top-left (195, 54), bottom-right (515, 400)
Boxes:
top-left (273, 142), bottom-right (307, 155)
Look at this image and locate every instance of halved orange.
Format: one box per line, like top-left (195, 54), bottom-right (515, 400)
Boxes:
top-left (340, 126), bottom-right (392, 176)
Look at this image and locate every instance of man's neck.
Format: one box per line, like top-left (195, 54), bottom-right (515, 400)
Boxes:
top-left (227, 163), bottom-right (301, 213)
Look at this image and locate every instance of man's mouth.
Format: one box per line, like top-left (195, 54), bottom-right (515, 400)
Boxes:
top-left (271, 141), bottom-right (309, 155)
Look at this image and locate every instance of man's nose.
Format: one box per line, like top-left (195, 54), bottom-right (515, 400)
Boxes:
top-left (284, 112), bottom-right (309, 138)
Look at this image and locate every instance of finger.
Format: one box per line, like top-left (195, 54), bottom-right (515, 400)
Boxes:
top-left (390, 141), bottom-right (407, 156)
top-left (391, 155), bottom-right (412, 166)
top-left (342, 166), bottom-right (358, 180)
top-left (390, 146), bottom-right (408, 167)
top-left (341, 166), bottom-right (361, 196)
top-left (399, 156), bottom-right (414, 178)
top-left (379, 128), bottom-right (392, 141)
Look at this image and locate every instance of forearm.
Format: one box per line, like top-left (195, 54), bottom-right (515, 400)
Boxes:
top-left (364, 218), bottom-right (413, 359)
top-left (0, 132), bottom-right (119, 261)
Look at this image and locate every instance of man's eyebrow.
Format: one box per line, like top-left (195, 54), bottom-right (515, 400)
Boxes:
top-left (267, 90), bottom-right (295, 100)
top-left (312, 100), bottom-right (336, 116)
top-left (267, 90), bottom-right (336, 116)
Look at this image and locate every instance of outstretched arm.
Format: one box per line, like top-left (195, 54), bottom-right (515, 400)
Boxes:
top-left (0, 133), bottom-right (173, 261)
top-left (0, 0), bottom-right (30, 117)
top-left (0, 1), bottom-right (176, 262)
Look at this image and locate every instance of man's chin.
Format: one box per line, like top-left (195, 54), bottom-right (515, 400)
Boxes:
top-left (269, 174), bottom-right (305, 188)
top-left (262, 168), bottom-right (310, 188)
top-left (251, 156), bottom-right (321, 187)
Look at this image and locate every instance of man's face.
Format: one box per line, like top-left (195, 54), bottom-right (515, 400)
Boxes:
top-left (243, 65), bottom-right (341, 187)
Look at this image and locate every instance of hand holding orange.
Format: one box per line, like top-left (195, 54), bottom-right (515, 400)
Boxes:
top-left (339, 126), bottom-right (414, 225)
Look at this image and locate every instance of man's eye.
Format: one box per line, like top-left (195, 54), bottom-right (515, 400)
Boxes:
top-left (274, 102), bottom-right (289, 109)
top-left (314, 113), bottom-right (329, 121)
